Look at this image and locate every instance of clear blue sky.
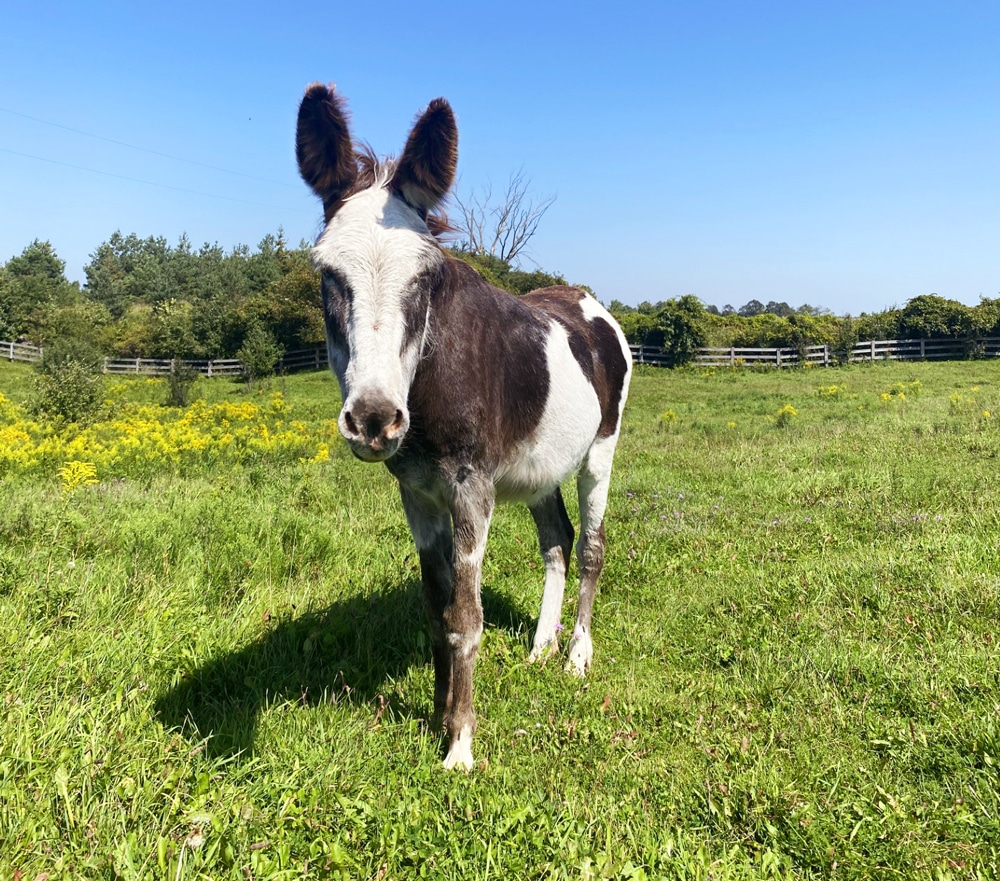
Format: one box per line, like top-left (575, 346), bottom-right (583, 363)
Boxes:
top-left (2, 1), bottom-right (997, 316)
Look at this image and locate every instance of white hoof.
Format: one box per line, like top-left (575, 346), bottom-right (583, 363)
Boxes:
top-left (528, 636), bottom-right (559, 664)
top-left (442, 728), bottom-right (474, 771)
top-left (566, 629), bottom-right (593, 677)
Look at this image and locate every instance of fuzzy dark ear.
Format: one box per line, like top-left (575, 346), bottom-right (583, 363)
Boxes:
top-left (391, 98), bottom-right (457, 215)
top-left (296, 83), bottom-right (356, 217)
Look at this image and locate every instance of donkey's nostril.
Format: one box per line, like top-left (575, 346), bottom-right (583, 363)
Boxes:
top-left (341, 394), bottom-right (406, 455)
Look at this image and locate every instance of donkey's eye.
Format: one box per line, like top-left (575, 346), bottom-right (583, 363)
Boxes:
top-left (322, 270), bottom-right (354, 303)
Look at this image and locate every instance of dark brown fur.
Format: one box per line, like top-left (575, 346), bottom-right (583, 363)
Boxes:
top-left (390, 258), bottom-right (551, 478)
top-left (296, 84), bottom-right (356, 221)
top-left (297, 86), bottom-right (456, 231)
top-left (390, 98), bottom-right (458, 215)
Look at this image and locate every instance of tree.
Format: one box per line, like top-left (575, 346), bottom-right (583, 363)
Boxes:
top-left (898, 294), bottom-right (975, 339)
top-left (84, 232), bottom-right (174, 318)
top-left (0, 240), bottom-right (80, 341)
top-left (738, 299), bottom-right (766, 317)
top-left (237, 323), bottom-right (283, 387)
top-left (765, 301), bottom-right (794, 317)
top-left (450, 250), bottom-right (566, 296)
top-left (656, 295), bottom-right (707, 367)
top-left (453, 170), bottom-right (555, 263)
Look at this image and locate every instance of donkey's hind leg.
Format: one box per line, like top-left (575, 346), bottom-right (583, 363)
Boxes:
top-left (567, 435), bottom-right (619, 676)
top-left (528, 488), bottom-right (574, 662)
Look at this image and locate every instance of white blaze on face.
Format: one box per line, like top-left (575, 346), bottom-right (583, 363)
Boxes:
top-left (312, 185), bottom-right (440, 440)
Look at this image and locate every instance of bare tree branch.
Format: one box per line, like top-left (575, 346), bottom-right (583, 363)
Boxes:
top-left (453, 170), bottom-right (555, 264)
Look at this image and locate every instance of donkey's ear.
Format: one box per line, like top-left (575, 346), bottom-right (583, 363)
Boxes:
top-left (391, 98), bottom-right (458, 215)
top-left (296, 83), bottom-right (356, 216)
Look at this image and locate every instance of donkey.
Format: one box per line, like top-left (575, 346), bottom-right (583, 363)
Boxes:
top-left (296, 84), bottom-right (632, 770)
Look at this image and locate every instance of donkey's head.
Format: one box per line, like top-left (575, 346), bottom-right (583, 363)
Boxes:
top-left (296, 84), bottom-right (457, 462)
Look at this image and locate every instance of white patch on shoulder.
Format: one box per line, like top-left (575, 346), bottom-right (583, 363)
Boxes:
top-left (494, 320), bottom-right (602, 504)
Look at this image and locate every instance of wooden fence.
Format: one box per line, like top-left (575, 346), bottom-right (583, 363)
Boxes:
top-left (100, 357), bottom-right (246, 377)
top-left (2, 340), bottom-right (43, 364)
top-left (632, 338), bottom-right (1000, 368)
top-left (8, 339), bottom-right (1000, 376)
top-left (630, 344), bottom-right (835, 367)
top-left (846, 338), bottom-right (1000, 361)
top-left (0, 342), bottom-right (327, 377)
top-left (692, 345), bottom-right (834, 368)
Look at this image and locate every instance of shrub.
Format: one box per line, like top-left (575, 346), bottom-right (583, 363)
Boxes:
top-left (164, 362), bottom-right (200, 408)
top-left (237, 324), bottom-right (284, 386)
top-left (31, 360), bottom-right (104, 424)
top-left (38, 336), bottom-right (104, 374)
top-left (898, 294), bottom-right (975, 340)
top-left (656, 296), bottom-right (706, 367)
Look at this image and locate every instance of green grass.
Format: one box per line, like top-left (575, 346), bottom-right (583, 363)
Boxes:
top-left (1, 359), bottom-right (999, 879)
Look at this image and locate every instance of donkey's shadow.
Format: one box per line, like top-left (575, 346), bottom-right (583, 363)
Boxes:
top-left (154, 580), bottom-right (532, 759)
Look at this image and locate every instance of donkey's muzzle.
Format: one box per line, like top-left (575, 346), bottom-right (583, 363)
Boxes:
top-left (339, 392), bottom-right (408, 462)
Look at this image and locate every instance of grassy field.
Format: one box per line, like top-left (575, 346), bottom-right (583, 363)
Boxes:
top-left (1, 358), bottom-right (998, 879)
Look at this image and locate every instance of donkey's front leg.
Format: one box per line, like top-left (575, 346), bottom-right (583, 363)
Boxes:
top-left (441, 476), bottom-right (494, 770)
top-left (399, 488), bottom-right (454, 728)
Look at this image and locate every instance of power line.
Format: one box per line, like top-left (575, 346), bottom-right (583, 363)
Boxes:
top-left (0, 105), bottom-right (299, 189)
top-left (0, 146), bottom-right (312, 214)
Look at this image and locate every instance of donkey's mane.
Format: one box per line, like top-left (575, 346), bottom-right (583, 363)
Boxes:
top-left (351, 145), bottom-right (453, 240)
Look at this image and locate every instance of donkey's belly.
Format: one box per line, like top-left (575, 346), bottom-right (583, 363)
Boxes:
top-left (493, 322), bottom-right (602, 505)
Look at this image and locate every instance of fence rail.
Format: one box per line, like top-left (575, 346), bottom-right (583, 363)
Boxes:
top-left (845, 338), bottom-right (1000, 362)
top-left (2, 340), bottom-right (43, 364)
top-left (8, 339), bottom-right (1000, 375)
top-left (692, 345), bottom-right (833, 368)
top-left (278, 347), bottom-right (329, 372)
top-left (631, 338), bottom-right (1000, 368)
top-left (0, 344), bottom-right (330, 377)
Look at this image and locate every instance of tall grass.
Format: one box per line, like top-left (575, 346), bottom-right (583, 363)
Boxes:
top-left (1, 360), bottom-right (998, 879)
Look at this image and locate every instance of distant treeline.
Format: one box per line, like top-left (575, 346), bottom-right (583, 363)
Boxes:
top-left (0, 236), bottom-right (567, 365)
top-left (609, 294), bottom-right (1000, 366)
top-left (1, 235), bottom-right (995, 368)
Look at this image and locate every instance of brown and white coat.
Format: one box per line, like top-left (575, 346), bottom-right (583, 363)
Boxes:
top-left (296, 84), bottom-right (632, 770)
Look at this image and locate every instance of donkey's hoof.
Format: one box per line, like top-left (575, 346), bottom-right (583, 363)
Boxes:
top-left (565, 631), bottom-right (593, 677)
top-left (528, 639), bottom-right (559, 664)
top-left (442, 728), bottom-right (474, 771)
